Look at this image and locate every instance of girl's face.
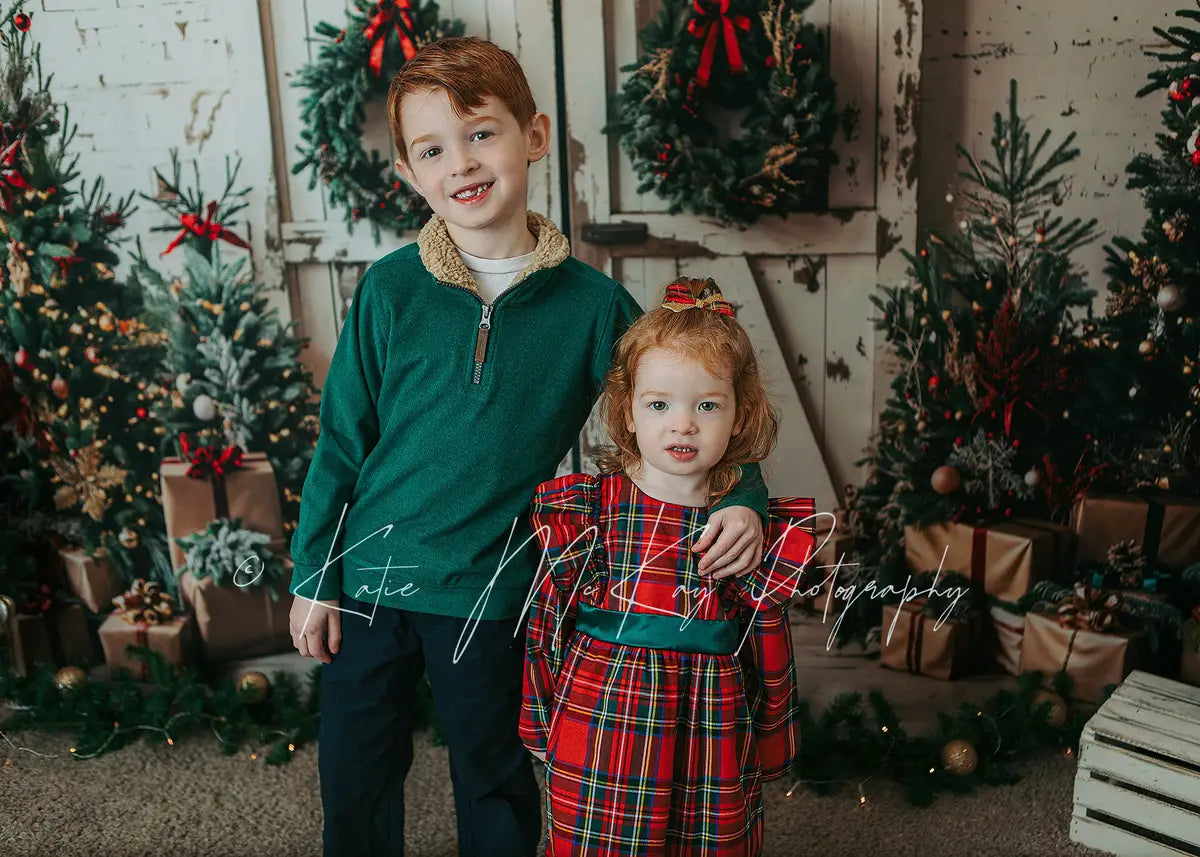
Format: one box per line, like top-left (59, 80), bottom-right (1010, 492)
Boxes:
top-left (625, 347), bottom-right (741, 484)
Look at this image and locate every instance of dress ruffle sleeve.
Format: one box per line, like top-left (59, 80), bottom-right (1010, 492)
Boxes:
top-left (733, 497), bottom-right (817, 780)
top-left (518, 472), bottom-right (602, 756)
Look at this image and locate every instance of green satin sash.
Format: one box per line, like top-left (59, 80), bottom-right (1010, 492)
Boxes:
top-left (575, 603), bottom-right (737, 655)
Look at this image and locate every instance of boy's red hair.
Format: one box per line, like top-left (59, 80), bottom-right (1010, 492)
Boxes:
top-left (597, 278), bottom-right (779, 506)
top-left (386, 36), bottom-right (537, 167)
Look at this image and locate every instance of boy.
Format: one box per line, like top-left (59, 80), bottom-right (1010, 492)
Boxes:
top-left (289, 37), bottom-right (771, 857)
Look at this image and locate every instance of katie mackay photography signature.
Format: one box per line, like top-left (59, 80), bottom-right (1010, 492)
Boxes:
top-left (234, 504), bottom-right (972, 657)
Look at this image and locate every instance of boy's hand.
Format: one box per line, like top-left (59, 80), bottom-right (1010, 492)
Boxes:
top-left (290, 596), bottom-right (341, 663)
top-left (693, 506), bottom-right (764, 579)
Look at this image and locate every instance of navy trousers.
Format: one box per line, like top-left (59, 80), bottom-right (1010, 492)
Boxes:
top-left (318, 595), bottom-right (542, 857)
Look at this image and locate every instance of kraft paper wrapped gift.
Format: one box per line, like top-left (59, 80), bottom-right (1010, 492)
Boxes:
top-left (98, 613), bottom-right (196, 679)
top-left (1070, 492), bottom-right (1200, 572)
top-left (59, 546), bottom-right (124, 614)
top-left (1, 597), bottom-right (97, 677)
top-left (986, 605), bottom-right (1025, 676)
top-left (177, 559), bottom-right (293, 662)
top-left (904, 520), bottom-right (1066, 603)
top-left (880, 599), bottom-right (983, 680)
top-left (160, 452), bottom-right (284, 571)
top-left (1019, 610), bottom-right (1147, 703)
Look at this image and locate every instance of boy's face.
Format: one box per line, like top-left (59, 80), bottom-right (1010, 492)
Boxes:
top-left (394, 87), bottom-right (550, 235)
top-left (625, 348), bottom-right (742, 486)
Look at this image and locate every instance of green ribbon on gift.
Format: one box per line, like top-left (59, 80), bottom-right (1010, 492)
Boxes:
top-left (576, 603), bottom-right (737, 654)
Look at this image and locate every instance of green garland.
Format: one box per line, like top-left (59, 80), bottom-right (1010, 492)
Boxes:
top-left (0, 650), bottom-right (443, 762)
top-left (605, 0), bottom-right (838, 226)
top-left (1, 646), bottom-right (1080, 806)
top-left (291, 0), bottom-right (465, 241)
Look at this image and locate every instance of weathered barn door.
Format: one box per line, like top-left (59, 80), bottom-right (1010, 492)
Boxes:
top-left (262, 0), bottom-right (561, 387)
top-left (560, 0), bottom-right (921, 510)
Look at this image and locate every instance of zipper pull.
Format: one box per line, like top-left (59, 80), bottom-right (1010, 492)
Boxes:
top-left (465, 302), bottom-right (489, 379)
top-left (473, 304), bottom-right (493, 365)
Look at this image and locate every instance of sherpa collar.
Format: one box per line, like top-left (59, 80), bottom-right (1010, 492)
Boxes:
top-left (416, 210), bottom-right (571, 293)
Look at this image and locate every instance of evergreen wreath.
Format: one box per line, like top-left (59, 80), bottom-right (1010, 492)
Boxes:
top-left (606, 0), bottom-right (839, 226)
top-left (292, 0), bottom-right (465, 241)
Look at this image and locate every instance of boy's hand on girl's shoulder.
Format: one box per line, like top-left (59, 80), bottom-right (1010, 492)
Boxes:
top-left (290, 596), bottom-right (342, 663)
top-left (693, 506), bottom-right (764, 580)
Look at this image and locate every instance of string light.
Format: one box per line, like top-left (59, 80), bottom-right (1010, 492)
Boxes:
top-left (1, 728), bottom-right (61, 760)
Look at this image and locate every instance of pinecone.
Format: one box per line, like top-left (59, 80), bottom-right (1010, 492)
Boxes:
top-left (1107, 539), bottom-right (1147, 589)
top-left (1163, 211), bottom-right (1189, 243)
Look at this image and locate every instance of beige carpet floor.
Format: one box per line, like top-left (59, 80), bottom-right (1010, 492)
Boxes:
top-left (0, 726), bottom-right (1103, 857)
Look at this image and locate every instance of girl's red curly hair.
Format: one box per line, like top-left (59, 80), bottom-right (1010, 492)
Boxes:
top-left (596, 277), bottom-right (779, 505)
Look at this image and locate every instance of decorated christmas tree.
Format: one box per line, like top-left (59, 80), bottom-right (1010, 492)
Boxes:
top-left (843, 81), bottom-right (1122, 645)
top-left (129, 151), bottom-right (320, 546)
top-left (1097, 7), bottom-right (1200, 493)
top-left (0, 6), bottom-right (168, 603)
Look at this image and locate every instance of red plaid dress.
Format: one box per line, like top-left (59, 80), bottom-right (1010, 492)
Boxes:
top-left (520, 472), bottom-right (816, 857)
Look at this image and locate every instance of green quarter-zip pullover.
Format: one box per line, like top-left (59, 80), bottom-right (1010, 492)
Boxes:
top-left (289, 212), bottom-right (767, 619)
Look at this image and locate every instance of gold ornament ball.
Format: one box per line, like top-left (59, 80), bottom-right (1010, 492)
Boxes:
top-left (97, 313), bottom-right (115, 332)
top-left (237, 671), bottom-right (270, 703)
top-left (931, 465), bottom-right (962, 495)
top-left (1033, 690), bottom-right (1068, 728)
top-left (118, 527), bottom-right (139, 550)
top-left (941, 739), bottom-right (978, 775)
top-left (54, 666), bottom-right (88, 695)
top-left (1138, 339), bottom-right (1153, 356)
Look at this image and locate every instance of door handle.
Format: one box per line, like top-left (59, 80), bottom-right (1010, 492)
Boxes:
top-left (580, 221), bottom-right (649, 245)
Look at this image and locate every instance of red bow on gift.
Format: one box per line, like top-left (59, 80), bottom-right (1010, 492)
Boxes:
top-left (0, 138), bottom-right (31, 214)
top-left (161, 200), bottom-right (250, 256)
top-left (364, 0), bottom-right (418, 78)
top-left (660, 281), bottom-right (736, 317)
top-left (179, 433), bottom-right (244, 481)
top-left (686, 0), bottom-right (750, 88)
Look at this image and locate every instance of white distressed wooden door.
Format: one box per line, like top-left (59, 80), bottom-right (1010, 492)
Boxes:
top-left (560, 0), bottom-right (921, 511)
top-left (262, 0), bottom-right (561, 389)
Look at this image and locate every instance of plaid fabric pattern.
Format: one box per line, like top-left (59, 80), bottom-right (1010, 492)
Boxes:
top-left (520, 472), bottom-right (816, 856)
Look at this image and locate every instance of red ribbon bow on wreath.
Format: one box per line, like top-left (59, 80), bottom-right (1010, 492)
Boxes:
top-left (660, 282), bottom-right (736, 317)
top-left (161, 200), bottom-right (250, 256)
top-left (364, 0), bottom-right (418, 78)
top-left (687, 0), bottom-right (750, 88)
top-left (179, 433), bottom-right (245, 481)
top-left (0, 138), bottom-right (31, 214)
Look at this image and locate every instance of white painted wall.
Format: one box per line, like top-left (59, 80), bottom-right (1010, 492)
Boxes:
top-left (32, 0), bottom-right (279, 305)
top-left (918, 0), bottom-right (1186, 299)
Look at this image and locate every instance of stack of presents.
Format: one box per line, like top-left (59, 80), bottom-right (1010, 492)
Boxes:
top-left (2, 441), bottom-right (294, 679)
top-left (805, 492), bottom-right (1200, 702)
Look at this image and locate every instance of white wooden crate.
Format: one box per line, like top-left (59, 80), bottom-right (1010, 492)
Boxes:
top-left (1071, 670), bottom-right (1200, 856)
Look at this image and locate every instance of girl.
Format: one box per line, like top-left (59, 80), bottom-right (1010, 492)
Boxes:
top-left (519, 278), bottom-right (817, 856)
